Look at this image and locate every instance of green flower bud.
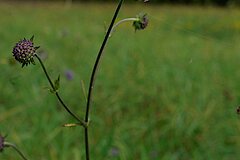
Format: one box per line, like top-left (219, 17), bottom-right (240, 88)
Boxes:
top-left (133, 13), bottom-right (149, 31)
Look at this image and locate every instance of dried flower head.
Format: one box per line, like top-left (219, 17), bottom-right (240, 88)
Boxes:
top-left (133, 13), bottom-right (149, 31)
top-left (12, 36), bottom-right (40, 67)
top-left (0, 134), bottom-right (5, 152)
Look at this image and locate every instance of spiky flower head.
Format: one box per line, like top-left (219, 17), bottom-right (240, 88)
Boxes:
top-left (12, 36), bottom-right (40, 67)
top-left (133, 13), bottom-right (149, 31)
top-left (0, 134), bottom-right (5, 152)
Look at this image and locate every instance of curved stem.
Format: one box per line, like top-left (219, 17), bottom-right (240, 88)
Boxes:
top-left (109, 18), bottom-right (138, 37)
top-left (4, 142), bottom-right (28, 160)
top-left (84, 0), bottom-right (124, 127)
top-left (35, 54), bottom-right (86, 127)
top-left (84, 0), bottom-right (125, 160)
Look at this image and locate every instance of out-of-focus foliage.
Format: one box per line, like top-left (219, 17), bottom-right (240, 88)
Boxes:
top-left (1, 0), bottom-right (240, 6)
top-left (1, 2), bottom-right (240, 160)
top-left (149, 0), bottom-right (239, 6)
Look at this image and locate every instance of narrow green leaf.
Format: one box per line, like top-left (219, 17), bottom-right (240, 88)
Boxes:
top-left (54, 74), bottom-right (60, 91)
top-left (34, 46), bottom-right (40, 50)
top-left (30, 35), bottom-right (34, 42)
top-left (63, 123), bottom-right (83, 127)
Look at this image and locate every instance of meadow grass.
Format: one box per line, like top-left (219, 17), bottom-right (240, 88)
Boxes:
top-left (0, 2), bottom-right (240, 160)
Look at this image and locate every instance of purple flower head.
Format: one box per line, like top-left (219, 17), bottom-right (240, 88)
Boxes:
top-left (133, 13), bottom-right (149, 31)
top-left (0, 134), bottom-right (5, 152)
top-left (12, 36), bottom-right (40, 67)
top-left (65, 70), bottom-right (74, 81)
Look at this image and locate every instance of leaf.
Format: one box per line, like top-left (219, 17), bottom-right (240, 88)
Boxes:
top-left (63, 123), bottom-right (83, 128)
top-left (30, 35), bottom-right (34, 42)
top-left (81, 80), bottom-right (87, 103)
top-left (63, 123), bottom-right (78, 127)
top-left (43, 86), bottom-right (55, 94)
top-left (49, 88), bottom-right (56, 93)
top-left (34, 46), bottom-right (40, 50)
top-left (54, 74), bottom-right (60, 91)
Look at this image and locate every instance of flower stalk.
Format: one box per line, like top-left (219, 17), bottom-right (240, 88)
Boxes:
top-left (84, 0), bottom-right (125, 159)
top-left (35, 54), bottom-right (87, 128)
top-left (109, 18), bottom-right (138, 37)
top-left (4, 142), bottom-right (28, 160)
top-left (110, 13), bottom-right (149, 37)
top-left (0, 135), bottom-right (28, 160)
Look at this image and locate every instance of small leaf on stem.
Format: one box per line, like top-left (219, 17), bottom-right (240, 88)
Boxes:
top-left (63, 123), bottom-right (83, 127)
top-left (54, 75), bottom-right (60, 91)
top-left (30, 35), bottom-right (34, 42)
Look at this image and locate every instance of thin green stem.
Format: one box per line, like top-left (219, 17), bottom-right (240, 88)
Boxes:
top-left (4, 142), bottom-right (28, 160)
top-left (35, 54), bottom-right (86, 127)
top-left (109, 18), bottom-right (138, 37)
top-left (84, 0), bottom-right (125, 160)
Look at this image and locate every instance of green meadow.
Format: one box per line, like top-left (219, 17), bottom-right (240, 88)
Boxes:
top-left (0, 2), bottom-right (240, 160)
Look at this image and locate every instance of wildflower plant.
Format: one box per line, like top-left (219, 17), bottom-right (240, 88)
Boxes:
top-left (5, 0), bottom-right (149, 159)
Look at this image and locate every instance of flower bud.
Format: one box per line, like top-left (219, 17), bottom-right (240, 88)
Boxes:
top-left (133, 13), bottom-right (149, 31)
top-left (12, 36), bottom-right (40, 67)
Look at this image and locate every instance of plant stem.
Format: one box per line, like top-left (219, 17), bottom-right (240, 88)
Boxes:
top-left (35, 54), bottom-right (86, 127)
top-left (84, 0), bottom-right (125, 160)
top-left (4, 142), bottom-right (28, 160)
top-left (109, 18), bottom-right (138, 37)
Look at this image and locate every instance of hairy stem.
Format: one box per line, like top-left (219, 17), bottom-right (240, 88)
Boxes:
top-left (4, 142), bottom-right (28, 160)
top-left (84, 0), bottom-right (125, 160)
top-left (35, 54), bottom-right (86, 127)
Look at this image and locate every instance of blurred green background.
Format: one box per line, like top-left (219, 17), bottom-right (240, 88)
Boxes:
top-left (1, 0), bottom-right (240, 6)
top-left (1, 1), bottom-right (240, 160)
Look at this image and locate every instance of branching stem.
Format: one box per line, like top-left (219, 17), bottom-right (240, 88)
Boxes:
top-left (35, 54), bottom-right (87, 127)
top-left (4, 142), bottom-right (28, 160)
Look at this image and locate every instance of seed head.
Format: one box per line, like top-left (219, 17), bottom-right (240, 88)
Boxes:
top-left (133, 13), bottom-right (149, 31)
top-left (0, 134), bottom-right (5, 152)
top-left (12, 36), bottom-right (40, 67)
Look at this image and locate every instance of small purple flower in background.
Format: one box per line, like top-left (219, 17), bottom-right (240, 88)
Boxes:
top-left (0, 134), bottom-right (5, 152)
top-left (133, 13), bottom-right (149, 31)
top-left (65, 70), bottom-right (74, 80)
top-left (12, 36), bottom-right (40, 67)
top-left (108, 147), bottom-right (120, 157)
